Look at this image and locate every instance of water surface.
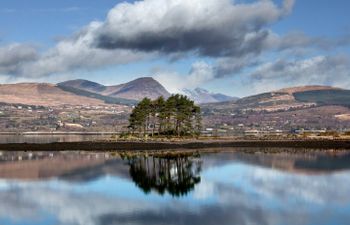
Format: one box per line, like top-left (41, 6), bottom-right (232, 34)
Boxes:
top-left (0, 149), bottom-right (349, 225)
top-left (0, 134), bottom-right (112, 144)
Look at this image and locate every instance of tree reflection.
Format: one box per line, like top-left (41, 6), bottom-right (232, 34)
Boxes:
top-left (126, 155), bottom-right (202, 197)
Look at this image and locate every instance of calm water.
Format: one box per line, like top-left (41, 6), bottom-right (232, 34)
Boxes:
top-left (0, 150), bottom-right (350, 225)
top-left (0, 134), bottom-right (112, 144)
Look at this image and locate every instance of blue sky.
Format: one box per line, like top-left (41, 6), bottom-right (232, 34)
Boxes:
top-left (0, 0), bottom-right (349, 97)
top-left (0, 0), bottom-right (119, 45)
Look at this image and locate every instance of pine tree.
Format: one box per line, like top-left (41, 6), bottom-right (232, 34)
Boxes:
top-left (154, 96), bottom-right (166, 134)
top-left (128, 97), bottom-right (152, 136)
top-left (128, 95), bottom-right (202, 137)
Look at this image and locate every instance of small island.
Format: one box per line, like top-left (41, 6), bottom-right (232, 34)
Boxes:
top-left (128, 94), bottom-right (201, 138)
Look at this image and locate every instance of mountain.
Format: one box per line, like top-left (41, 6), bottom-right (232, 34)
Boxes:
top-left (107, 77), bottom-right (171, 100)
top-left (202, 85), bottom-right (350, 132)
top-left (58, 77), bottom-right (171, 101)
top-left (231, 85), bottom-right (346, 109)
top-left (202, 85), bottom-right (350, 115)
top-left (0, 83), bottom-right (105, 106)
top-left (183, 88), bottom-right (237, 104)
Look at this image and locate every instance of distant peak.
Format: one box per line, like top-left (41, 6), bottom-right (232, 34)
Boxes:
top-left (182, 87), bottom-right (235, 104)
top-left (194, 87), bottom-right (210, 93)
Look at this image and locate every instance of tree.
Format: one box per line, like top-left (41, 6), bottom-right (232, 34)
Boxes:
top-left (128, 95), bottom-right (202, 137)
top-left (128, 98), bottom-right (152, 136)
top-left (153, 96), bottom-right (166, 135)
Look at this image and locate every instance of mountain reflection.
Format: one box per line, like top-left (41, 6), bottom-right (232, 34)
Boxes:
top-left (126, 155), bottom-right (202, 197)
top-left (1, 151), bottom-right (350, 225)
top-left (1, 150), bottom-right (350, 183)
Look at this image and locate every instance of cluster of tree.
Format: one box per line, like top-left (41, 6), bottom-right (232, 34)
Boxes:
top-left (128, 94), bottom-right (202, 137)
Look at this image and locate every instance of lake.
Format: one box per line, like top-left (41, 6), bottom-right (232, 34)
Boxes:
top-left (0, 149), bottom-right (349, 225)
top-left (0, 134), bottom-right (113, 144)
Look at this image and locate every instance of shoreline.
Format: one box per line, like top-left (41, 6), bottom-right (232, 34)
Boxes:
top-left (0, 132), bottom-right (120, 135)
top-left (1, 139), bottom-right (350, 151)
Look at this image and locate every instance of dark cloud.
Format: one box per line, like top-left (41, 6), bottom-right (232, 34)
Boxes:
top-left (94, 0), bottom-right (295, 57)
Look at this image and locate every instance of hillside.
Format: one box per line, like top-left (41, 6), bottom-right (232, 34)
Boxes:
top-left (202, 85), bottom-right (350, 118)
top-left (57, 85), bottom-right (137, 105)
top-left (204, 85), bottom-right (349, 112)
top-left (293, 90), bottom-right (350, 106)
top-left (0, 83), bottom-right (105, 106)
top-left (58, 79), bottom-right (107, 93)
top-left (278, 86), bottom-right (341, 94)
top-left (58, 77), bottom-right (171, 101)
top-left (201, 85), bottom-right (350, 132)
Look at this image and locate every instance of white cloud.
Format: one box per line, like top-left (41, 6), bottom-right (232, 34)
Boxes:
top-left (153, 61), bottom-right (214, 93)
top-left (21, 22), bottom-right (150, 78)
top-left (0, 44), bottom-right (38, 75)
top-left (248, 55), bottom-right (350, 93)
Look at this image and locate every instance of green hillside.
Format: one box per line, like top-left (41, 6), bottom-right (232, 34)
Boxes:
top-left (294, 90), bottom-right (350, 106)
top-left (57, 85), bottom-right (138, 106)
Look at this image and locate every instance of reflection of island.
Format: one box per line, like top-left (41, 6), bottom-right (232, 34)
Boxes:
top-left (127, 155), bottom-right (202, 197)
top-left (1, 150), bottom-right (350, 184)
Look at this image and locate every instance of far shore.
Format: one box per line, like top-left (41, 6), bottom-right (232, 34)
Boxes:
top-left (1, 139), bottom-right (350, 151)
top-left (0, 132), bottom-right (120, 135)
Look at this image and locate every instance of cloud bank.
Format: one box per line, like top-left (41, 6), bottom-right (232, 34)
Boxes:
top-left (95, 0), bottom-right (294, 57)
top-left (0, 0), bottom-right (295, 79)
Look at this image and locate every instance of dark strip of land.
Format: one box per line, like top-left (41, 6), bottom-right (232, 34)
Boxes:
top-left (0, 140), bottom-right (350, 151)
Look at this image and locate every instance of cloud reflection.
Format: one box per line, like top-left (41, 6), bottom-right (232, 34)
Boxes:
top-left (0, 152), bottom-right (350, 225)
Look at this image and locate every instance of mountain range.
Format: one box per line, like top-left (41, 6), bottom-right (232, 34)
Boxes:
top-left (0, 77), bottom-right (350, 111)
top-left (203, 85), bottom-right (350, 111)
top-left (0, 77), bottom-right (236, 106)
top-left (1, 78), bottom-right (350, 132)
top-left (201, 85), bottom-right (350, 130)
top-left (58, 77), bottom-right (170, 101)
top-left (201, 85), bottom-right (350, 116)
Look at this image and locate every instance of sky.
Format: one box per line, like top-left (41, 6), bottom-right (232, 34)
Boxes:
top-left (0, 0), bottom-right (350, 97)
